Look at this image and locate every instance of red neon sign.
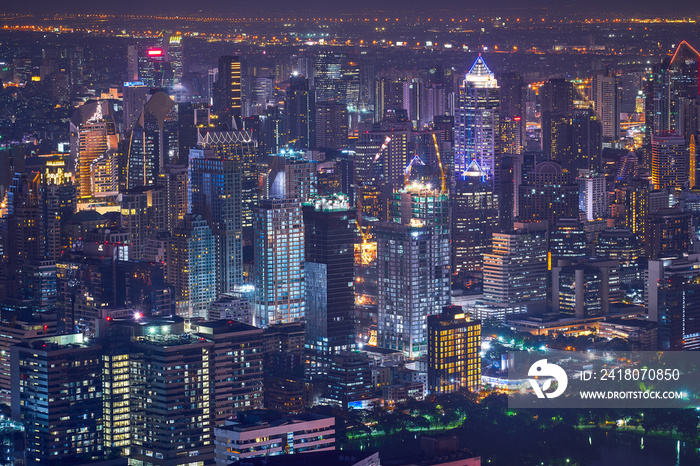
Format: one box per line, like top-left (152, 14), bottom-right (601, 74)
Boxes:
top-left (147, 49), bottom-right (163, 57)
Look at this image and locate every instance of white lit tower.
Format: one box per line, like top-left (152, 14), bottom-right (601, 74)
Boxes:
top-left (455, 55), bottom-right (500, 192)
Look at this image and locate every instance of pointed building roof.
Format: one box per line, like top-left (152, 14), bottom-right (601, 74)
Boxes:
top-left (465, 54), bottom-right (498, 88)
top-left (462, 159), bottom-right (486, 177)
top-left (670, 40), bottom-right (700, 66)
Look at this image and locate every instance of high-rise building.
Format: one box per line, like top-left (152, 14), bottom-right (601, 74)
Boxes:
top-left (254, 198), bottom-right (305, 327)
top-left (216, 56), bottom-right (243, 129)
top-left (189, 154), bottom-right (244, 293)
top-left (122, 82), bottom-right (150, 133)
top-left (578, 170), bottom-right (608, 221)
top-left (455, 55), bottom-right (500, 190)
top-left (647, 208), bottom-right (692, 259)
top-left (595, 228), bottom-right (643, 282)
top-left (376, 184), bottom-right (450, 357)
top-left (266, 149), bottom-right (317, 202)
top-left (476, 223), bottom-right (548, 319)
top-left (193, 321), bottom-right (264, 424)
top-left (302, 195), bottom-right (356, 379)
top-left (498, 71), bottom-right (526, 156)
top-left (452, 162), bottom-right (499, 274)
top-left (552, 258), bottom-right (621, 317)
top-left (651, 132), bottom-right (689, 190)
top-left (325, 351), bottom-right (373, 409)
top-left (428, 305), bottom-right (481, 394)
top-left (549, 218), bottom-right (587, 262)
top-left (592, 70), bottom-right (621, 141)
top-left (315, 101), bottom-right (349, 152)
top-left (196, 129), bottom-right (257, 244)
top-left (129, 334), bottom-right (215, 465)
top-left (11, 334), bottom-right (103, 464)
top-left (285, 76), bottom-right (316, 149)
top-left (518, 161), bottom-right (579, 227)
top-left (125, 91), bottom-right (178, 190)
top-left (167, 214), bottom-right (216, 318)
top-left (658, 274), bottom-right (700, 351)
top-left (70, 101), bottom-right (119, 200)
top-left (0, 309), bottom-right (56, 405)
top-left (540, 78), bottom-right (575, 117)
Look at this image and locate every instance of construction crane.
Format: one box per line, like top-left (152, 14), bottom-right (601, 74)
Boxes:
top-left (404, 155), bottom-right (425, 187)
top-left (431, 132), bottom-right (448, 195)
top-left (352, 135), bottom-right (392, 265)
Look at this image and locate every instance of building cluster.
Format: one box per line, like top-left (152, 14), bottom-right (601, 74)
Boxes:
top-left (1, 28), bottom-right (700, 465)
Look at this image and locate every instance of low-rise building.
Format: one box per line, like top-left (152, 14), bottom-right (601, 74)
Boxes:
top-left (214, 412), bottom-right (335, 465)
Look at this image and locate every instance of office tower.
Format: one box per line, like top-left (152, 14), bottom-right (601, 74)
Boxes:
top-left (254, 198), bottom-right (305, 327)
top-left (592, 70), bottom-right (621, 141)
top-left (129, 334), bottom-right (215, 465)
top-left (578, 170), bottom-right (608, 221)
top-left (325, 351), bottom-right (373, 409)
top-left (1, 156), bottom-right (74, 313)
top-left (518, 161), bottom-right (579, 228)
top-left (569, 109), bottom-right (603, 172)
top-left (0, 309), bottom-right (56, 405)
top-left (167, 214), bottom-right (216, 318)
top-left (374, 78), bottom-right (408, 122)
top-left (428, 305), bottom-right (481, 394)
top-left (651, 132), bottom-right (689, 190)
top-left (166, 32), bottom-right (183, 84)
top-left (315, 101), bottom-right (349, 152)
top-left (376, 185), bottom-right (450, 357)
top-left (549, 218), bottom-right (587, 261)
top-left (119, 188), bottom-right (151, 260)
top-left (452, 162), bottom-right (499, 274)
top-left (645, 41), bottom-right (700, 161)
top-left (189, 155), bottom-right (243, 293)
top-left (499, 71), bottom-right (525, 155)
top-left (266, 149), bottom-right (317, 202)
top-left (125, 91), bottom-right (178, 190)
top-left (611, 178), bottom-right (650, 240)
top-left (455, 55), bottom-right (500, 190)
top-left (647, 208), bottom-right (692, 259)
top-left (540, 78), bottom-right (576, 116)
top-left (216, 56), bottom-right (243, 129)
top-left (302, 195), bottom-right (356, 379)
top-left (122, 82), bottom-right (150, 133)
top-left (196, 129), bottom-right (257, 243)
top-left (658, 274), bottom-right (700, 350)
top-left (193, 321), bottom-right (264, 424)
top-left (595, 228), bottom-right (642, 282)
top-left (285, 76), bottom-right (315, 149)
top-left (552, 258), bottom-right (621, 317)
top-left (100, 331), bottom-right (131, 455)
top-left (11, 334), bottom-right (103, 464)
top-left (477, 224), bottom-right (548, 319)
top-left (355, 124), bottom-right (411, 198)
top-left (156, 163), bottom-right (188, 232)
top-left (314, 51), bottom-right (344, 102)
top-left (70, 101), bottom-right (119, 200)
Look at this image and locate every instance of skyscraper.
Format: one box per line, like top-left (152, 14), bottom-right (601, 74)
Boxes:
top-left (189, 154), bottom-right (244, 293)
top-left (376, 184), bottom-right (450, 357)
top-left (315, 101), bottom-right (349, 152)
top-left (254, 198), bottom-right (305, 327)
top-left (428, 305), bottom-right (481, 394)
top-left (452, 161), bottom-right (499, 274)
top-left (167, 214), bottom-right (216, 318)
top-left (578, 170), bottom-right (608, 221)
top-left (129, 334), bottom-right (215, 465)
top-left (302, 195), bottom-right (356, 379)
top-left (70, 101), bottom-right (119, 200)
top-left (651, 132), bottom-right (689, 190)
top-left (285, 76), bottom-right (315, 149)
top-left (11, 334), bottom-right (103, 464)
top-left (518, 161), bottom-right (579, 228)
top-left (217, 55), bottom-right (243, 129)
top-left (477, 224), bottom-right (548, 319)
top-left (455, 55), bottom-right (500, 190)
top-left (592, 70), bottom-right (621, 141)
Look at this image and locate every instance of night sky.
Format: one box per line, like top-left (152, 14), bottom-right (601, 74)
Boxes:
top-left (5, 0), bottom-right (700, 16)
